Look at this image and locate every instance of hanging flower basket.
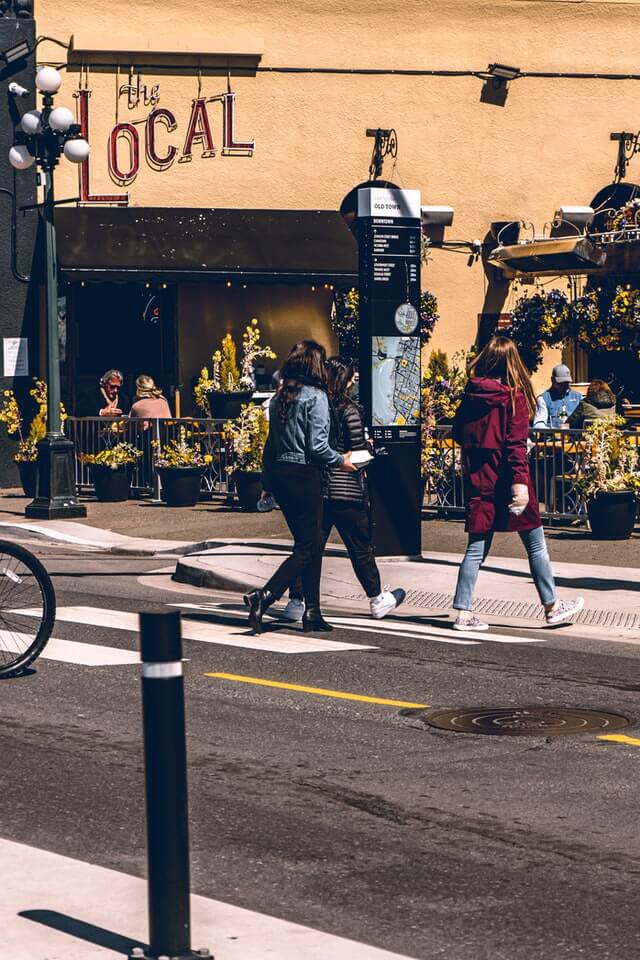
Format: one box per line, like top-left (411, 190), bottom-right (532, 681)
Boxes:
top-left (502, 289), bottom-right (572, 372)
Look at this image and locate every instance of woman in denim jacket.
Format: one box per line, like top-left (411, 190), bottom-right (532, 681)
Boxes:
top-left (244, 340), bottom-right (355, 634)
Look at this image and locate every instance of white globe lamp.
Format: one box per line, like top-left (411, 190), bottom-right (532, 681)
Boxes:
top-left (8, 144), bottom-right (35, 170)
top-left (35, 66), bottom-right (62, 93)
top-left (49, 106), bottom-right (74, 132)
top-left (63, 138), bottom-right (90, 163)
top-left (20, 110), bottom-right (42, 135)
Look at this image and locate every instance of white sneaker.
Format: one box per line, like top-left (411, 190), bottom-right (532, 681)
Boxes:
top-left (280, 598), bottom-right (304, 622)
top-left (545, 596), bottom-right (584, 625)
top-left (370, 587), bottom-right (406, 619)
top-left (453, 614), bottom-right (489, 632)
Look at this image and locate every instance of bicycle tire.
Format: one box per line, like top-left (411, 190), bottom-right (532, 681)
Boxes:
top-left (0, 540), bottom-right (56, 678)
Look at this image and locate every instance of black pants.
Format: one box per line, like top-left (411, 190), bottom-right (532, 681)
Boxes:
top-left (290, 499), bottom-right (382, 601)
top-left (264, 463), bottom-right (324, 607)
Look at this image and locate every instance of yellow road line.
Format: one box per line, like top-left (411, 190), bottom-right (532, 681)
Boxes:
top-left (598, 734), bottom-right (640, 746)
top-left (204, 672), bottom-right (429, 709)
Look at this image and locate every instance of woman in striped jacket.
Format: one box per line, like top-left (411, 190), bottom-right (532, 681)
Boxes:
top-left (286, 357), bottom-right (405, 622)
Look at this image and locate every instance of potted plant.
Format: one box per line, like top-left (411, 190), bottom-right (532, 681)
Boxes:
top-left (575, 418), bottom-right (640, 540)
top-left (194, 318), bottom-right (276, 420)
top-left (223, 403), bottom-right (269, 511)
top-left (0, 380), bottom-right (65, 497)
top-left (421, 350), bottom-right (470, 513)
top-left (153, 427), bottom-right (212, 507)
top-left (80, 442), bottom-right (142, 501)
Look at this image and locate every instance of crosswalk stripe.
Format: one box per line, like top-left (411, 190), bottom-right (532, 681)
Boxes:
top-left (172, 603), bottom-right (478, 645)
top-left (324, 621), bottom-right (479, 645)
top-left (327, 614), bottom-right (547, 644)
top-left (172, 602), bottom-right (543, 646)
top-left (12, 606), bottom-right (377, 655)
top-left (0, 630), bottom-right (139, 666)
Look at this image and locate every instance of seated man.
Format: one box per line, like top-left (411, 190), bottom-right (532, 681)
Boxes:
top-left (533, 364), bottom-right (582, 428)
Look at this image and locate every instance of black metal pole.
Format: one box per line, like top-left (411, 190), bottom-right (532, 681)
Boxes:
top-left (25, 99), bottom-right (86, 519)
top-left (130, 611), bottom-right (211, 960)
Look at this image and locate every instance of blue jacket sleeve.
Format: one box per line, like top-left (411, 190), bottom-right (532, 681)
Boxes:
top-left (306, 391), bottom-right (344, 467)
top-left (261, 429), bottom-right (275, 491)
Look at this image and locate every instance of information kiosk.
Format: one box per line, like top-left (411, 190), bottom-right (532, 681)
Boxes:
top-left (356, 185), bottom-right (422, 557)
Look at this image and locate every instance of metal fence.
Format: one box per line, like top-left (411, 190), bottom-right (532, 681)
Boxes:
top-left (67, 417), bottom-right (633, 524)
top-left (66, 417), bottom-right (235, 498)
top-left (425, 426), bottom-right (603, 522)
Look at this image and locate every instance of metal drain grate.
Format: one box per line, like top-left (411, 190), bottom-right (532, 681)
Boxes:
top-left (344, 588), bottom-right (640, 630)
top-left (422, 706), bottom-right (630, 737)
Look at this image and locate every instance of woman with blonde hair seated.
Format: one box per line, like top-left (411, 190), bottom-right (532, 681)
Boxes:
top-left (128, 374), bottom-right (172, 421)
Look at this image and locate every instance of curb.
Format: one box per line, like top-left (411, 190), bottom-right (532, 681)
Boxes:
top-left (173, 556), bottom-right (256, 592)
top-left (0, 521), bottom-right (213, 557)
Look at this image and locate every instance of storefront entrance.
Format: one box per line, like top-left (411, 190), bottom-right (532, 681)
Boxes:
top-left (64, 282), bottom-right (176, 417)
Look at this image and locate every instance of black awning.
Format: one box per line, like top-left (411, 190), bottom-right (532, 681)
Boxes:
top-left (55, 207), bottom-right (358, 283)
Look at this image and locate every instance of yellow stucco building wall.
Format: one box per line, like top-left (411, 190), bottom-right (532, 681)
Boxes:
top-left (34, 0), bottom-right (640, 393)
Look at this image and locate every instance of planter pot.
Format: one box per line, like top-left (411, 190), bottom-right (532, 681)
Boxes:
top-left (158, 465), bottom-right (204, 507)
top-left (233, 469), bottom-right (263, 511)
top-left (91, 464), bottom-right (132, 502)
top-left (17, 460), bottom-right (38, 498)
top-left (587, 490), bottom-right (637, 540)
top-left (206, 390), bottom-right (253, 420)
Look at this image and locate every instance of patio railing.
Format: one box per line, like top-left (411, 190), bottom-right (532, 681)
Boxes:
top-left (66, 417), bottom-right (635, 524)
top-left (424, 426), bottom-right (612, 522)
top-left (66, 417), bottom-right (234, 498)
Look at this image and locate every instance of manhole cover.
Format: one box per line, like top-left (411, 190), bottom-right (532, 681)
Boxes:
top-left (422, 706), bottom-right (630, 737)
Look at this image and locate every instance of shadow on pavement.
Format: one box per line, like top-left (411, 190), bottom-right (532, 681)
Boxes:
top-left (19, 909), bottom-right (147, 955)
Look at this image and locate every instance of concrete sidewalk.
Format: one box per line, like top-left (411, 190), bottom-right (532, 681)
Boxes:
top-left (1, 838), bottom-right (414, 960)
top-left (0, 506), bottom-right (638, 639)
top-left (2, 487), bottom-right (640, 567)
top-left (174, 540), bottom-right (640, 641)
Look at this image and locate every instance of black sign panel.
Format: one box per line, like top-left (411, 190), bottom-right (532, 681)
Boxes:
top-left (356, 188), bottom-right (422, 556)
top-left (360, 219), bottom-right (421, 306)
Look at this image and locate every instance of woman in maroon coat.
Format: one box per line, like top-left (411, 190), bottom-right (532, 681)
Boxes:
top-left (451, 337), bottom-right (583, 631)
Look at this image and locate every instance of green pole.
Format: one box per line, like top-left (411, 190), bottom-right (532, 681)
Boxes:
top-left (43, 166), bottom-right (62, 437)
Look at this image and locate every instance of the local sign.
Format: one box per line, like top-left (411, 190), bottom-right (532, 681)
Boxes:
top-left (75, 82), bottom-right (255, 205)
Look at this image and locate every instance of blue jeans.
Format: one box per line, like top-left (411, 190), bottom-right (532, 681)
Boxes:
top-left (453, 525), bottom-right (556, 611)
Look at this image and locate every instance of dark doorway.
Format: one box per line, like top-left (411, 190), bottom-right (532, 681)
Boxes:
top-left (64, 282), bottom-right (176, 416)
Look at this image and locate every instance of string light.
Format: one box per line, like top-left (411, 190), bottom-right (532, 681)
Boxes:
top-left (145, 281), bottom-right (150, 288)
top-left (226, 281), bottom-right (232, 287)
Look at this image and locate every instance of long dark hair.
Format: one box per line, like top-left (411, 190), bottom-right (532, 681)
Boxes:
top-left (277, 340), bottom-right (328, 422)
top-left (469, 336), bottom-right (537, 415)
top-left (326, 356), bottom-right (355, 412)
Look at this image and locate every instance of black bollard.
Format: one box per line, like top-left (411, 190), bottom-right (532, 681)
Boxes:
top-left (129, 611), bottom-right (212, 960)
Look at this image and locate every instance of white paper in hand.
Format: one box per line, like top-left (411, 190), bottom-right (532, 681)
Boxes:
top-left (350, 450), bottom-right (374, 468)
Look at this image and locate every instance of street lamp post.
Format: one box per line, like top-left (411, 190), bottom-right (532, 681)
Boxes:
top-left (10, 66), bottom-right (88, 519)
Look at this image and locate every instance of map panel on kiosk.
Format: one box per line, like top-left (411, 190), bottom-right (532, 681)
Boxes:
top-left (371, 336), bottom-right (420, 428)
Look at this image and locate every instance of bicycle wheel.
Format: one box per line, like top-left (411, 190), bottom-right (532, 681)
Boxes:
top-left (0, 540), bottom-right (56, 677)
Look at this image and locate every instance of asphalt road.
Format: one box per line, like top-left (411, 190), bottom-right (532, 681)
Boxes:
top-left (2, 545), bottom-right (640, 960)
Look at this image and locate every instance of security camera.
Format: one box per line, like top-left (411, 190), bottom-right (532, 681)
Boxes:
top-left (471, 239), bottom-right (483, 254)
top-left (8, 82), bottom-right (30, 98)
